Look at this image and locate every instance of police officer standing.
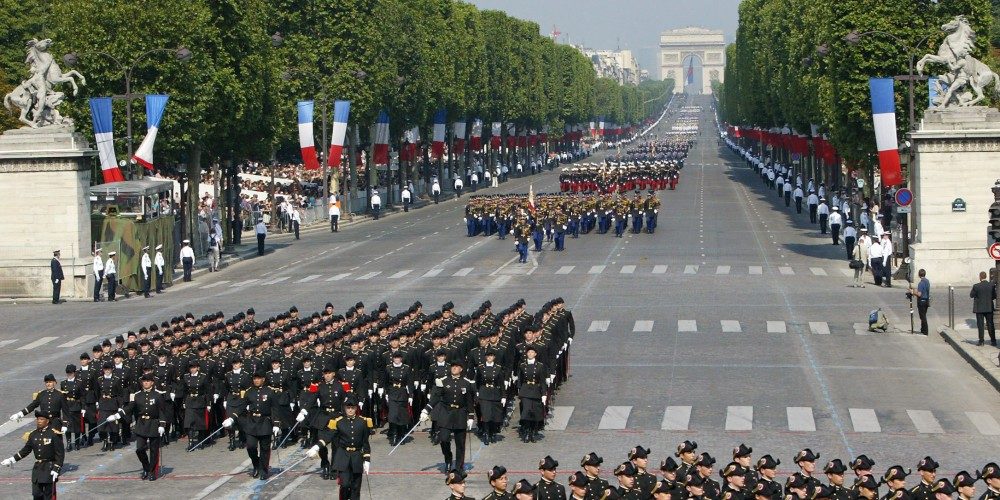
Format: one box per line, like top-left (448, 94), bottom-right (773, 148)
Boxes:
top-left (179, 240), bottom-right (194, 281)
top-left (92, 248), bottom-right (104, 301)
top-left (1, 411), bottom-right (65, 500)
top-left (141, 245), bottom-right (153, 298)
top-left (50, 250), bottom-right (64, 304)
top-left (153, 244), bottom-right (165, 293)
top-left (222, 369), bottom-right (281, 480)
top-left (420, 359), bottom-right (476, 473)
top-left (108, 373), bottom-right (169, 480)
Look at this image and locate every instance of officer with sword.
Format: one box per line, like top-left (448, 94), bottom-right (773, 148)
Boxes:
top-left (222, 369), bottom-right (282, 480)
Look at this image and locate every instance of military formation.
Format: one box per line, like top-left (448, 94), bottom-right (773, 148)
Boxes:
top-left (2, 297), bottom-right (575, 498)
top-left (441, 443), bottom-right (1000, 500)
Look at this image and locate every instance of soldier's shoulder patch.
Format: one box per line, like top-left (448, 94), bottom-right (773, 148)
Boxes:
top-left (724, 492), bottom-right (733, 500)
top-left (327, 417), bottom-right (341, 430)
top-left (22, 431), bottom-right (31, 442)
top-left (32, 392), bottom-right (39, 400)
top-left (364, 417), bottom-right (373, 428)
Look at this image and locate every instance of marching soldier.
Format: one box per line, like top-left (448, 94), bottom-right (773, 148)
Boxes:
top-left (308, 395), bottom-right (371, 500)
top-left (882, 465), bottom-right (911, 500)
top-left (851, 455), bottom-right (877, 498)
top-left (628, 445), bottom-right (657, 495)
top-left (657, 457), bottom-right (685, 500)
top-left (980, 462), bottom-right (1000, 499)
top-left (10, 374), bottom-right (67, 436)
top-left (614, 461), bottom-right (644, 499)
top-left (223, 358), bottom-right (252, 451)
top-left (419, 359), bottom-right (476, 473)
top-left (446, 469), bottom-right (474, 500)
top-left (693, 452), bottom-right (721, 499)
top-left (484, 465), bottom-right (513, 499)
top-left (732, 444), bottom-right (755, 492)
top-left (793, 448), bottom-right (822, 496)
top-left (516, 345), bottom-right (547, 443)
top-left (951, 470), bottom-right (978, 500)
top-left (569, 471), bottom-right (590, 499)
top-left (823, 459), bottom-right (851, 500)
top-left (1, 411), bottom-right (65, 500)
top-left (222, 369), bottom-right (281, 480)
top-left (383, 351), bottom-right (413, 447)
top-left (108, 373), bottom-right (169, 480)
top-left (95, 362), bottom-right (124, 451)
top-left (721, 462), bottom-right (749, 500)
top-left (181, 358), bottom-right (212, 450)
top-left (910, 456), bottom-right (939, 500)
top-left (675, 440), bottom-right (699, 485)
top-left (475, 349), bottom-right (505, 444)
top-left (301, 365), bottom-right (345, 479)
top-left (537, 455), bottom-right (567, 500)
top-left (582, 452), bottom-right (610, 498)
top-left (60, 365), bottom-right (85, 451)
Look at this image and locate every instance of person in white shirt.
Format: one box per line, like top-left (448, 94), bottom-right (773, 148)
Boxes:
top-left (179, 239), bottom-right (195, 282)
top-left (843, 221), bottom-right (858, 259)
top-left (880, 233), bottom-right (894, 288)
top-left (873, 214), bottom-right (885, 239)
top-left (254, 219), bottom-right (267, 256)
top-left (154, 244), bottom-right (165, 293)
top-left (793, 186), bottom-right (804, 214)
top-left (105, 251), bottom-right (118, 301)
top-left (92, 248), bottom-right (104, 302)
top-left (329, 196), bottom-right (341, 232)
top-left (400, 186), bottom-right (411, 212)
top-left (470, 171), bottom-right (479, 192)
top-left (868, 234), bottom-right (884, 286)
top-left (431, 179), bottom-right (441, 204)
top-left (776, 174), bottom-right (785, 198)
top-left (140, 245), bottom-right (153, 298)
top-left (817, 199), bottom-right (830, 234)
top-left (818, 183), bottom-right (827, 198)
top-left (783, 180), bottom-right (792, 207)
top-left (290, 208), bottom-right (301, 240)
top-left (371, 191), bottom-right (382, 220)
top-left (453, 176), bottom-right (463, 199)
top-left (828, 206), bottom-right (843, 245)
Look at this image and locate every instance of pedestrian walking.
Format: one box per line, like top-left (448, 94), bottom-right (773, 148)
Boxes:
top-left (153, 244), bottom-right (165, 293)
top-left (371, 191), bottom-right (382, 220)
top-left (92, 248), bottom-right (104, 302)
top-left (794, 186), bottom-right (804, 214)
top-left (807, 191), bottom-right (819, 223)
top-left (255, 219), bottom-right (267, 256)
top-left (970, 271), bottom-right (997, 346)
top-left (179, 240), bottom-right (194, 282)
top-left (909, 269), bottom-right (930, 335)
top-left (50, 250), bottom-right (64, 304)
top-left (454, 176), bottom-right (464, 199)
top-left (105, 251), bottom-right (118, 301)
top-left (140, 245), bottom-right (152, 297)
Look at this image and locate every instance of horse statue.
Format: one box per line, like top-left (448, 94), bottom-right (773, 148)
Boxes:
top-left (916, 15), bottom-right (1000, 107)
top-left (2, 38), bottom-right (86, 128)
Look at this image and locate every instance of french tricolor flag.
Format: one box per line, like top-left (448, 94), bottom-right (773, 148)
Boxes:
top-left (297, 101), bottom-right (320, 170)
top-left (869, 78), bottom-right (903, 186)
top-left (431, 109), bottom-right (447, 158)
top-left (470, 119), bottom-right (482, 151)
top-left (490, 122), bottom-right (501, 150)
top-left (373, 110), bottom-right (390, 165)
top-left (131, 94), bottom-right (169, 171)
top-left (452, 120), bottom-right (466, 155)
top-left (327, 100), bottom-right (351, 167)
top-left (89, 97), bottom-right (123, 183)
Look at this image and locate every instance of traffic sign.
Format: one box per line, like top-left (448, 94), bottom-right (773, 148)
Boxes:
top-left (895, 188), bottom-right (913, 207)
top-left (990, 242), bottom-right (1000, 260)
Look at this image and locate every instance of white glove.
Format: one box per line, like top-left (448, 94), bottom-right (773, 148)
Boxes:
top-left (299, 408), bottom-right (308, 417)
top-left (106, 414), bottom-right (119, 423)
top-left (562, 225), bottom-right (567, 230)
top-left (213, 394), bottom-right (219, 403)
top-left (358, 402), bottom-right (363, 410)
top-left (420, 383), bottom-right (426, 392)
top-left (158, 426), bottom-right (165, 436)
top-left (272, 426), bottom-right (281, 437)
top-left (222, 417), bottom-right (234, 428)
top-left (51, 471), bottom-right (58, 481)
top-left (541, 395), bottom-right (547, 404)
top-left (467, 418), bottom-right (475, 430)
top-left (9, 412), bottom-right (22, 422)
top-left (60, 426), bottom-right (66, 434)
top-left (296, 412), bottom-right (306, 423)
top-left (367, 389), bottom-right (373, 397)
top-left (377, 388), bottom-right (383, 396)
top-left (81, 409), bottom-right (85, 416)
top-left (413, 381), bottom-right (419, 389)
top-left (289, 403), bottom-right (295, 411)
top-left (568, 337), bottom-right (573, 345)
top-left (407, 398), bottom-right (412, 405)
top-left (169, 393), bottom-right (175, 401)
top-left (654, 209), bottom-right (659, 214)
top-left (223, 401), bottom-right (227, 409)
top-left (363, 461), bottom-right (370, 474)
top-left (501, 398), bottom-right (506, 407)
top-left (307, 445), bottom-right (320, 459)
top-left (504, 380), bottom-right (509, 389)
top-left (419, 410), bottom-right (429, 423)
top-left (1, 457), bottom-right (14, 467)
top-left (463, 218), bottom-right (467, 223)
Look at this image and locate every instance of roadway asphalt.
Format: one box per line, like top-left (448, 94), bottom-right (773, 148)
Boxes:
top-left (0, 95), bottom-right (997, 499)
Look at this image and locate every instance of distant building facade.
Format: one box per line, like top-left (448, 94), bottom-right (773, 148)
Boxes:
top-left (659, 27), bottom-right (725, 94)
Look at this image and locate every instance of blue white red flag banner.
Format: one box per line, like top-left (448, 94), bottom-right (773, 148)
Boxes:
top-left (328, 100), bottom-right (351, 167)
top-left (297, 101), bottom-right (320, 170)
top-left (89, 97), bottom-right (122, 183)
top-left (431, 109), bottom-right (446, 158)
top-left (490, 122), bottom-right (501, 150)
top-left (132, 94), bottom-right (169, 171)
top-left (471, 119), bottom-right (483, 151)
top-left (373, 110), bottom-right (390, 165)
top-left (868, 78), bottom-right (903, 187)
top-left (453, 120), bottom-right (467, 155)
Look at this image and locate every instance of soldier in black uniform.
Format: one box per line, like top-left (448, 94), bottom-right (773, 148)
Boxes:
top-left (10, 374), bottom-right (67, 432)
top-left (732, 444), bottom-right (756, 493)
top-left (614, 461), bottom-right (644, 499)
top-left (628, 445), bottom-right (657, 496)
top-left (476, 349), bottom-right (505, 444)
top-left (854, 475), bottom-right (880, 500)
top-left (96, 362), bottom-right (124, 451)
top-left (929, 479), bottom-right (955, 500)
top-left (657, 457), bottom-right (685, 500)
top-left (420, 359), bottom-right (476, 473)
top-left (110, 373), bottom-right (169, 480)
top-left (223, 358), bottom-right (251, 450)
top-left (301, 365), bottom-right (345, 479)
top-left (383, 351), bottom-right (413, 446)
top-left (309, 395), bottom-right (371, 500)
top-left (910, 456), bottom-right (939, 500)
top-left (793, 448), bottom-right (822, 497)
top-left (60, 365), bottom-right (85, 451)
top-left (823, 459), bottom-right (851, 500)
top-left (951, 470), bottom-right (977, 500)
top-left (570, 471), bottom-right (591, 499)
top-left (754, 481), bottom-right (782, 500)
top-left (516, 478), bottom-right (538, 499)
top-left (981, 463), bottom-right (1000, 500)
top-left (686, 472), bottom-right (709, 500)
top-left (484, 465), bottom-right (513, 500)
top-left (222, 369), bottom-right (281, 480)
top-left (77, 352), bottom-right (100, 447)
top-left (785, 473), bottom-right (810, 499)
top-left (446, 468), bottom-right (474, 500)
top-left (881, 465), bottom-right (911, 500)
top-left (516, 345), bottom-right (547, 443)
top-left (675, 440), bottom-right (699, 486)
top-left (755, 455), bottom-right (782, 500)
top-left (851, 455), bottom-right (878, 499)
top-left (2, 411), bottom-right (65, 500)
top-left (721, 462), bottom-right (749, 500)
top-left (581, 452), bottom-right (611, 499)
top-left (537, 455), bottom-right (567, 500)
top-left (692, 452), bottom-right (721, 499)
top-left (181, 358), bottom-right (212, 450)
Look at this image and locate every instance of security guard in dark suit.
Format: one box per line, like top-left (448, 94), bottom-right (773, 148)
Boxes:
top-left (2, 411), bottom-right (65, 500)
top-left (109, 373), bottom-right (169, 480)
top-left (10, 374), bottom-right (67, 432)
top-left (420, 359), bottom-right (476, 473)
top-left (536, 455), bottom-right (567, 499)
top-left (223, 369), bottom-right (281, 480)
top-left (308, 395), bottom-right (371, 500)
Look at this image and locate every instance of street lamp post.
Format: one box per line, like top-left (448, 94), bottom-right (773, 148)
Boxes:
top-left (63, 47), bottom-right (193, 179)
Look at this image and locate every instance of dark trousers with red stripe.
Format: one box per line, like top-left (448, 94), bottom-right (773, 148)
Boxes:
top-left (136, 436), bottom-right (161, 475)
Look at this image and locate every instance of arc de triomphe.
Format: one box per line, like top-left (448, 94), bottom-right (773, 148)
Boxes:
top-left (659, 27), bottom-right (725, 94)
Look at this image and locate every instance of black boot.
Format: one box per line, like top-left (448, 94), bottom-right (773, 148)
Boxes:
top-left (228, 434), bottom-right (236, 451)
top-left (249, 457), bottom-right (260, 478)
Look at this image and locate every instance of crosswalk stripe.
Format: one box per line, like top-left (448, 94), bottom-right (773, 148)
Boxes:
top-left (720, 320), bottom-right (742, 333)
top-left (725, 406), bottom-right (753, 431)
top-left (598, 406), bottom-right (632, 430)
top-left (787, 407), bottom-right (816, 432)
top-left (0, 339), bottom-right (19, 349)
top-left (779, 266), bottom-right (794, 275)
top-left (230, 279), bottom-right (259, 287)
top-left (18, 337), bottom-right (59, 350)
top-left (661, 406), bottom-right (692, 430)
top-left (325, 273), bottom-right (351, 282)
top-left (200, 280), bottom-right (230, 289)
top-left (589, 265), bottom-right (605, 274)
top-left (422, 269), bottom-right (443, 278)
top-left (678, 320), bottom-right (698, 332)
top-left (965, 411), bottom-right (1000, 435)
top-left (389, 270), bottom-right (412, 279)
top-left (809, 322), bottom-right (830, 335)
top-left (556, 266), bottom-right (575, 275)
top-left (296, 275), bottom-right (322, 283)
top-left (840, 268), bottom-right (854, 277)
top-left (652, 265), bottom-right (668, 274)
top-left (262, 276), bottom-right (290, 285)
top-left (849, 408), bottom-right (881, 432)
top-left (767, 321), bottom-right (787, 333)
top-left (548, 406), bottom-right (574, 431)
top-left (684, 265), bottom-right (699, 274)
top-left (588, 321), bottom-right (610, 332)
top-left (59, 335), bottom-right (98, 348)
top-left (749, 266), bottom-right (763, 275)
top-left (810, 267), bottom-right (828, 276)
top-left (620, 265), bottom-right (636, 274)
top-left (907, 410), bottom-right (944, 434)
top-left (717, 265), bottom-right (731, 275)
top-left (355, 271), bottom-right (382, 280)
top-left (453, 267), bottom-right (473, 277)
top-left (633, 320), bottom-right (654, 332)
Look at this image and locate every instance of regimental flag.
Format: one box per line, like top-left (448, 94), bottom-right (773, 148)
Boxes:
top-left (89, 97), bottom-right (122, 183)
top-left (589, 121), bottom-right (596, 138)
top-left (528, 184), bottom-right (536, 213)
top-left (373, 110), bottom-right (390, 165)
top-left (598, 119), bottom-right (605, 136)
top-left (471, 119), bottom-right (483, 151)
top-left (687, 59), bottom-right (694, 84)
top-left (431, 109), bottom-right (447, 158)
top-left (453, 120), bottom-right (467, 155)
top-left (868, 78), bottom-right (903, 187)
top-left (131, 94), bottom-right (169, 171)
top-left (328, 100), bottom-right (351, 167)
top-left (490, 121), bottom-right (502, 149)
top-left (297, 101), bottom-right (320, 170)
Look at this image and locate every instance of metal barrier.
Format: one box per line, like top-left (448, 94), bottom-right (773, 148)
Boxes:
top-left (948, 285), bottom-right (955, 329)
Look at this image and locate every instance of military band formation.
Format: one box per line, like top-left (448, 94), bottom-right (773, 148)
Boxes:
top-left (2, 297), bottom-right (575, 499)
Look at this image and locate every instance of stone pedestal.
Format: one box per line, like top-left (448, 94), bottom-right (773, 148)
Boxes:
top-left (909, 107), bottom-right (1000, 285)
top-left (0, 126), bottom-right (95, 298)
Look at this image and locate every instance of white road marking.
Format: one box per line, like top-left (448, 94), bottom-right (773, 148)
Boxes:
top-left (720, 320), bottom-right (742, 333)
top-left (0, 339), bottom-right (19, 349)
top-left (809, 322), bottom-right (830, 335)
top-left (325, 273), bottom-right (351, 281)
top-left (588, 321), bottom-right (610, 332)
top-left (678, 320), bottom-right (698, 332)
top-left (633, 320), bottom-right (654, 332)
top-left (230, 279), bottom-right (259, 287)
top-left (652, 265), bottom-right (668, 274)
top-left (262, 276), bottom-right (290, 285)
top-left (966, 411), bottom-right (1000, 435)
top-left (295, 275), bottom-right (321, 283)
top-left (59, 335), bottom-right (98, 348)
top-left (598, 406), bottom-right (632, 430)
top-left (725, 406), bottom-right (753, 431)
top-left (810, 267), bottom-right (828, 276)
top-left (389, 270), bottom-right (413, 279)
top-left (556, 266), bottom-right (575, 275)
top-left (200, 280), bottom-right (230, 289)
top-left (684, 265), bottom-right (699, 274)
top-left (779, 266), bottom-right (794, 275)
top-left (661, 406), bottom-right (692, 430)
top-left (767, 321), bottom-right (787, 333)
top-left (18, 337), bottom-right (59, 350)
top-left (423, 269), bottom-right (443, 277)
top-left (589, 265), bottom-right (606, 274)
top-left (453, 267), bottom-right (473, 277)
top-left (849, 408), bottom-right (881, 432)
top-left (547, 406), bottom-right (574, 431)
top-left (355, 271), bottom-right (382, 280)
top-left (787, 407), bottom-right (817, 432)
top-left (749, 266), bottom-right (763, 275)
top-left (620, 265), bottom-right (636, 274)
top-left (907, 410), bottom-right (944, 434)
top-left (716, 265), bottom-right (731, 275)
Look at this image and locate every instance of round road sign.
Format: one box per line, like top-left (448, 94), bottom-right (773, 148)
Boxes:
top-left (895, 188), bottom-right (913, 207)
top-left (990, 242), bottom-right (1000, 260)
